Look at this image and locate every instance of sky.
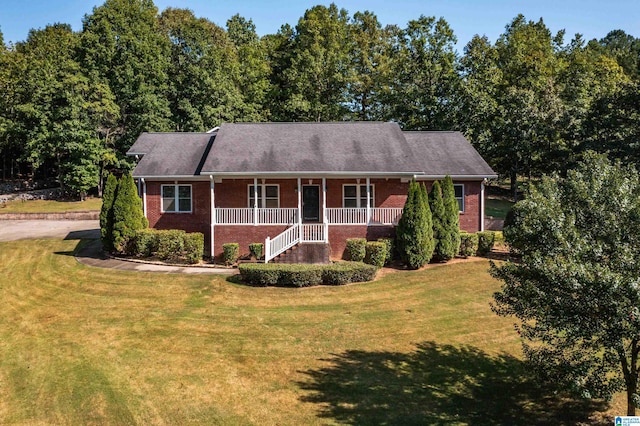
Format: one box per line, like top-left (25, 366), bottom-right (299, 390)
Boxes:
top-left (1, 0), bottom-right (638, 52)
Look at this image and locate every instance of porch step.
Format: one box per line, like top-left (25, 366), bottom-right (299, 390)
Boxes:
top-left (272, 243), bottom-right (330, 264)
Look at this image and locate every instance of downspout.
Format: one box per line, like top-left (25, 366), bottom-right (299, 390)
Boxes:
top-left (141, 178), bottom-right (147, 218)
top-left (480, 179), bottom-right (486, 232)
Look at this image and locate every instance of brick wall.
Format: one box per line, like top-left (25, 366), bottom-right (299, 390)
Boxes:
top-left (213, 225), bottom-right (290, 261)
top-left (143, 178), bottom-right (484, 259)
top-left (328, 225), bottom-right (396, 259)
top-left (145, 180), bottom-right (212, 254)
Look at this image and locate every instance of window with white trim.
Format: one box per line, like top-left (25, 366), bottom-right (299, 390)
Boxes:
top-left (343, 184), bottom-right (374, 208)
top-left (248, 184), bottom-right (280, 208)
top-left (454, 184), bottom-right (464, 212)
top-left (161, 184), bottom-right (192, 213)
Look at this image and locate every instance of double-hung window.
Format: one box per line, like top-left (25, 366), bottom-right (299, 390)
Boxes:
top-left (343, 184), bottom-right (374, 208)
top-left (161, 184), bottom-right (192, 213)
top-left (248, 185), bottom-right (279, 208)
top-left (453, 184), bottom-right (464, 212)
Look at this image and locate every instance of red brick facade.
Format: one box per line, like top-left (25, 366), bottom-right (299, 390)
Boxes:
top-left (142, 178), bottom-right (484, 260)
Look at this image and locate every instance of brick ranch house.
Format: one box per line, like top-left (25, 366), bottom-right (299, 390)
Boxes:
top-left (127, 122), bottom-right (496, 263)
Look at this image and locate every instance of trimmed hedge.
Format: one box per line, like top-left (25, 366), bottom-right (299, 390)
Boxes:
top-left (249, 243), bottom-right (264, 260)
top-left (345, 238), bottom-right (366, 261)
top-left (459, 232), bottom-right (479, 258)
top-left (238, 261), bottom-right (378, 287)
top-left (131, 229), bottom-right (204, 264)
top-left (377, 237), bottom-right (395, 265)
top-left (364, 242), bottom-right (387, 267)
top-left (134, 228), bottom-right (157, 257)
top-left (184, 233), bottom-right (205, 264)
top-left (476, 231), bottom-right (496, 255)
top-left (223, 243), bottom-right (239, 265)
top-left (157, 229), bottom-right (185, 260)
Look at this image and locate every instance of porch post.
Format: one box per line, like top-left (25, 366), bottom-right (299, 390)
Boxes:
top-left (297, 177), bottom-right (302, 227)
top-left (141, 178), bottom-right (147, 218)
top-left (210, 176), bottom-right (215, 259)
top-left (480, 179), bottom-right (485, 232)
top-left (253, 177), bottom-right (258, 226)
top-left (322, 177), bottom-right (328, 242)
top-left (366, 177), bottom-right (371, 225)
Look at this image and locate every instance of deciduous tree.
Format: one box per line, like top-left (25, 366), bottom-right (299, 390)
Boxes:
top-left (492, 153), bottom-right (640, 415)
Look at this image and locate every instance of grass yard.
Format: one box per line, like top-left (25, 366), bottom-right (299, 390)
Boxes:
top-left (0, 239), bottom-right (616, 425)
top-left (485, 196), bottom-right (514, 219)
top-left (0, 197), bottom-right (102, 214)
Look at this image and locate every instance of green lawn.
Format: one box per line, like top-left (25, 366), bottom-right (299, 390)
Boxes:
top-left (485, 197), bottom-right (514, 219)
top-left (0, 197), bottom-right (102, 213)
top-left (0, 239), bottom-right (615, 424)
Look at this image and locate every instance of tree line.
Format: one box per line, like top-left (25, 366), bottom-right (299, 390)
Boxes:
top-left (0, 0), bottom-right (638, 198)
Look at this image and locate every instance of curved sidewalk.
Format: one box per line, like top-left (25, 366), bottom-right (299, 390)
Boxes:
top-left (76, 239), bottom-right (236, 275)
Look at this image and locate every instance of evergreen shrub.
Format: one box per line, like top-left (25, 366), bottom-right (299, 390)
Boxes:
top-left (364, 242), bottom-right (387, 267)
top-left (459, 232), bottom-right (479, 258)
top-left (477, 231), bottom-right (496, 255)
top-left (345, 238), bottom-right (366, 261)
top-left (249, 243), bottom-right (264, 260)
top-left (223, 243), bottom-right (240, 265)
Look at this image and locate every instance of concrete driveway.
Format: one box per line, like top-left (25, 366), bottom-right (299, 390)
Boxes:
top-left (0, 220), bottom-right (100, 241)
top-left (0, 219), bottom-right (235, 274)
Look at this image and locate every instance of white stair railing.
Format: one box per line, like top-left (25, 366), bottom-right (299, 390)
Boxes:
top-left (264, 223), bottom-right (330, 263)
top-left (264, 224), bottom-right (300, 263)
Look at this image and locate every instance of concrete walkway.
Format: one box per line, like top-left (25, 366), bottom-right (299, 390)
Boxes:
top-left (0, 219), bottom-right (235, 275)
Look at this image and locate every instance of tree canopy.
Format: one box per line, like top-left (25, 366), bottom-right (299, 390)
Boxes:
top-left (492, 153), bottom-right (640, 415)
top-left (0, 1), bottom-right (637, 198)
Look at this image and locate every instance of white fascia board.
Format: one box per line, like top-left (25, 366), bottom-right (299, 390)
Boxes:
top-left (132, 175), bottom-right (210, 181)
top-left (414, 174), bottom-right (498, 180)
top-left (199, 171), bottom-right (421, 178)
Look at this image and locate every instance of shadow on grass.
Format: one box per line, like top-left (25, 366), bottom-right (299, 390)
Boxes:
top-left (298, 341), bottom-right (609, 425)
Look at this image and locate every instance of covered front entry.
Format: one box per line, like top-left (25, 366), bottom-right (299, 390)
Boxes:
top-left (302, 185), bottom-right (320, 222)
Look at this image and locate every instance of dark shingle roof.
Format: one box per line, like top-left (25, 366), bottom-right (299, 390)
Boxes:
top-left (201, 122), bottom-right (424, 175)
top-left (128, 133), bottom-right (214, 177)
top-left (127, 124), bottom-right (496, 179)
top-left (405, 131), bottom-right (496, 177)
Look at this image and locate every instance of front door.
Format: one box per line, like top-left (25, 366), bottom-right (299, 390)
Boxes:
top-left (302, 185), bottom-right (320, 222)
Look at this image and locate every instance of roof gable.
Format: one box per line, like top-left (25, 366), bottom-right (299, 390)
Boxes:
top-left (128, 133), bottom-right (214, 177)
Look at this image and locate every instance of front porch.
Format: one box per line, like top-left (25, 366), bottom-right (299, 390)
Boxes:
top-left (213, 207), bottom-right (403, 226)
top-left (208, 176), bottom-right (406, 262)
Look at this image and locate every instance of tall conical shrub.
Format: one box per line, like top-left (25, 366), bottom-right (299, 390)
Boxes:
top-left (112, 173), bottom-right (147, 254)
top-left (441, 175), bottom-right (461, 258)
top-left (100, 173), bottom-right (118, 252)
top-left (396, 181), bottom-right (434, 269)
top-left (429, 180), bottom-right (449, 261)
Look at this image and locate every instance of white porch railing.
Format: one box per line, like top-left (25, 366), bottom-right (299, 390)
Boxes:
top-left (215, 207), bottom-right (402, 226)
top-left (215, 208), bottom-right (298, 225)
top-left (325, 207), bottom-right (403, 225)
top-left (369, 208), bottom-right (404, 225)
top-left (301, 223), bottom-right (327, 242)
top-left (264, 223), bottom-right (329, 262)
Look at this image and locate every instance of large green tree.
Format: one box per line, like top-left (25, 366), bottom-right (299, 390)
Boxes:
top-left (80, 0), bottom-right (172, 156)
top-left (273, 3), bottom-right (351, 121)
top-left (390, 16), bottom-right (458, 130)
top-left (12, 24), bottom-right (118, 197)
top-left (346, 11), bottom-right (396, 120)
top-left (492, 153), bottom-right (640, 415)
top-left (158, 8), bottom-right (250, 130)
